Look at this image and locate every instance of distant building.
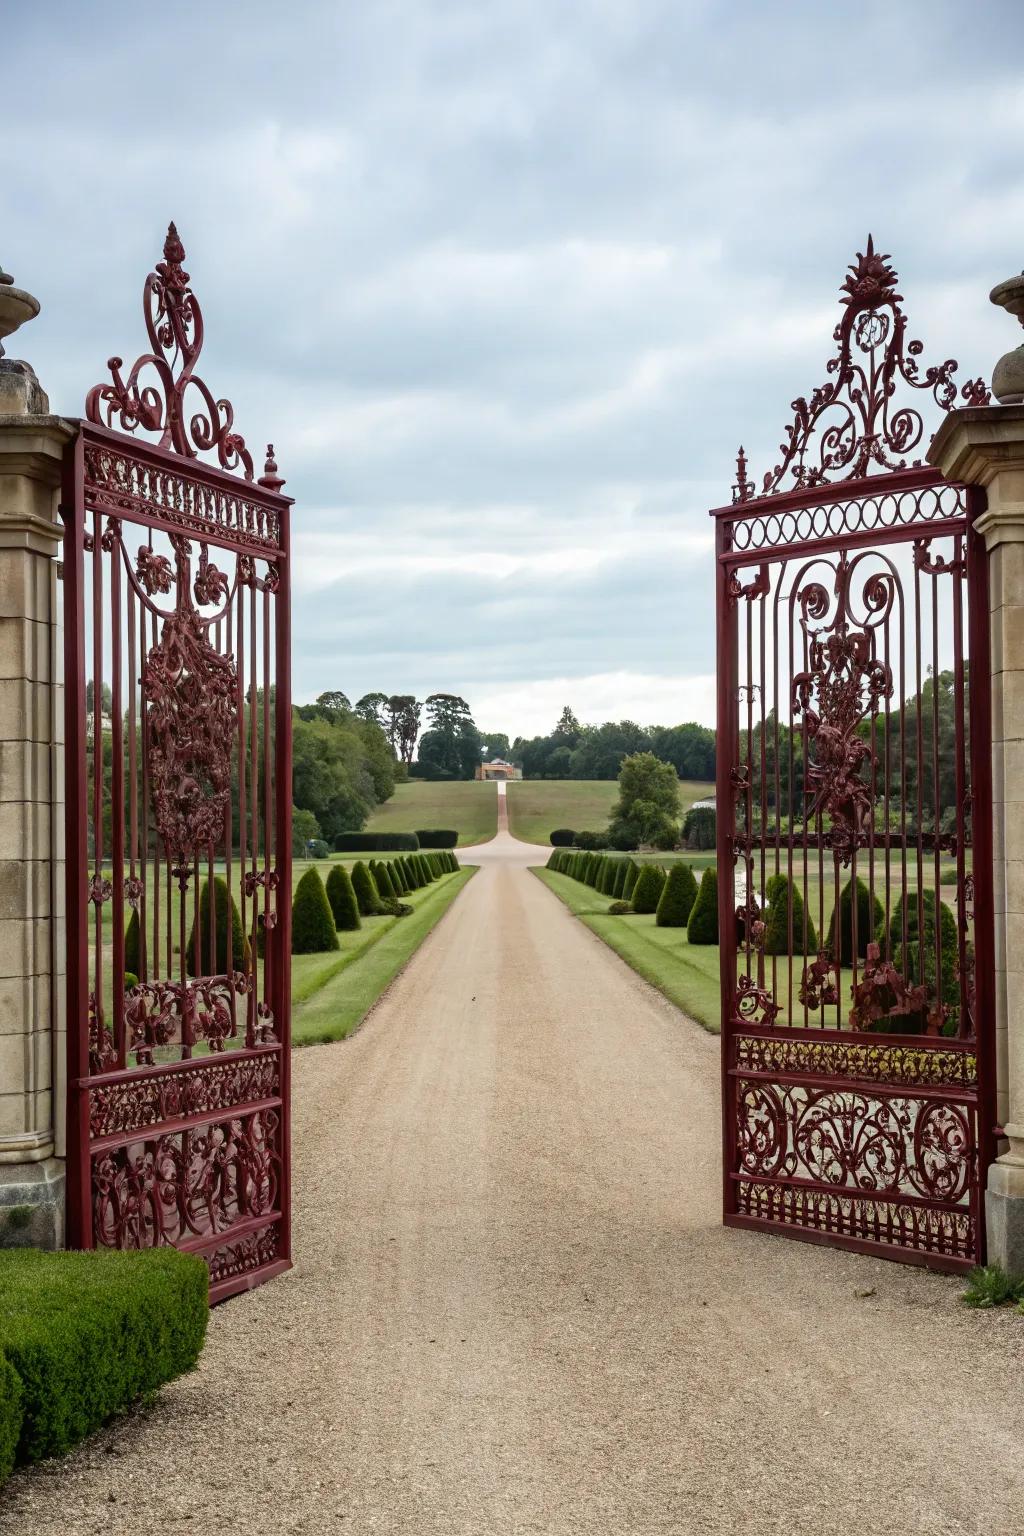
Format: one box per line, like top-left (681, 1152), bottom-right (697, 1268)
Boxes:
top-left (476, 758), bottom-right (522, 782)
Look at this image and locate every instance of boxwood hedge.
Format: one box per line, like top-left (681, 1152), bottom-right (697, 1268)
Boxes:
top-left (333, 832), bottom-right (420, 852)
top-left (415, 829), bottom-right (458, 848)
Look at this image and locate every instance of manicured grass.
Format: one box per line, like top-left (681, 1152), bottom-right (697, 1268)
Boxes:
top-left (292, 866), bottom-right (476, 1045)
top-left (507, 779), bottom-right (714, 845)
top-left (534, 867), bottom-right (722, 1031)
top-left (363, 781), bottom-right (498, 846)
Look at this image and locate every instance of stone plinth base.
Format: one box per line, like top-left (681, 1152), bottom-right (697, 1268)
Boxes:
top-left (0, 1155), bottom-right (64, 1249)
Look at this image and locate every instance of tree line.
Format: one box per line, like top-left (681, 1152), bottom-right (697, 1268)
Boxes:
top-left (512, 706), bottom-right (716, 782)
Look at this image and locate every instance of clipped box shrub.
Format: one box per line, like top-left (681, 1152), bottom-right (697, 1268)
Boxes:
top-left (325, 864), bottom-right (361, 931)
top-left (608, 900), bottom-right (632, 915)
top-left (371, 861), bottom-right (398, 902)
top-left (611, 860), bottom-right (629, 899)
top-left (631, 865), bottom-right (666, 915)
top-left (333, 832), bottom-right (420, 852)
top-left (599, 859), bottom-right (617, 896)
top-left (0, 1247), bottom-right (207, 1474)
top-left (388, 859), bottom-right (409, 896)
top-left (622, 861), bottom-right (639, 902)
top-left (0, 1352), bottom-right (20, 1487)
top-left (415, 829), bottom-right (458, 848)
top-left (826, 876), bottom-right (884, 965)
top-left (573, 830), bottom-right (609, 851)
top-left (888, 888), bottom-right (959, 1030)
top-left (687, 868), bottom-right (719, 944)
top-left (292, 867), bottom-right (340, 952)
top-left (763, 874), bottom-right (817, 955)
top-left (656, 862), bottom-right (699, 927)
top-left (549, 828), bottom-right (576, 847)
top-left (186, 876), bottom-right (250, 976)
top-left (350, 860), bottom-right (382, 916)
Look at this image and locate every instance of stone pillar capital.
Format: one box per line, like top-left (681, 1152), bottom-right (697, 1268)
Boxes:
top-left (928, 404), bottom-right (1024, 552)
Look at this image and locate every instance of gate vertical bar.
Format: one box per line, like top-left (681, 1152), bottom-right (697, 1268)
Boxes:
top-left (715, 509), bottom-right (738, 1220)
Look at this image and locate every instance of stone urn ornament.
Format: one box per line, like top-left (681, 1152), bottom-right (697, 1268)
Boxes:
top-left (0, 263), bottom-right (40, 360)
top-left (991, 271), bottom-right (1024, 404)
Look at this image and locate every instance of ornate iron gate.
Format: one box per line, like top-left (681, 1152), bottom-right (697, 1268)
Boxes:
top-left (62, 226), bottom-right (292, 1301)
top-left (713, 240), bottom-right (996, 1271)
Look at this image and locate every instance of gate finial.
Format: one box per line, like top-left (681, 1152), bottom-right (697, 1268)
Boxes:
top-left (258, 444), bottom-right (285, 492)
top-left (990, 269), bottom-right (1024, 404)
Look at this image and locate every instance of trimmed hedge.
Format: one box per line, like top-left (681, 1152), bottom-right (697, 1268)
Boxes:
top-left (186, 876), bottom-right (249, 976)
top-left (388, 859), bottom-right (409, 896)
top-left (0, 1352), bottom-right (19, 1487)
top-left (292, 867), bottom-right (339, 952)
top-left (687, 868), bottom-right (719, 944)
top-left (622, 861), bottom-right (639, 902)
top-left (371, 861), bottom-right (398, 902)
top-left (351, 860), bottom-right (382, 916)
top-left (656, 862), bottom-right (699, 927)
top-left (573, 830), bottom-right (609, 851)
top-left (415, 829), bottom-right (458, 849)
top-left (632, 865), bottom-right (666, 915)
top-left (550, 828), bottom-right (576, 846)
top-left (333, 832), bottom-right (420, 852)
top-left (763, 874), bottom-right (818, 956)
top-left (0, 1247), bottom-right (207, 1476)
top-left (325, 864), bottom-right (361, 931)
top-left (611, 859), bottom-right (629, 899)
top-left (826, 877), bottom-right (884, 965)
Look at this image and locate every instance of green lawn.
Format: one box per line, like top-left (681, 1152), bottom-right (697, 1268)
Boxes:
top-left (508, 779), bottom-right (714, 845)
top-left (534, 867), bottom-right (722, 1031)
top-left (363, 780), bottom-right (498, 845)
top-left (292, 865), bottom-right (476, 1045)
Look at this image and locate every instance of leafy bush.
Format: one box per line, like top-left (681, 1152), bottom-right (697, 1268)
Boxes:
top-left (826, 878), bottom-right (884, 965)
top-left (325, 865), bottom-right (361, 931)
top-left (682, 804), bottom-right (716, 850)
top-left (631, 865), bottom-right (666, 915)
top-left (608, 900), bottom-right (632, 915)
top-left (350, 861), bottom-right (382, 916)
top-left (608, 751), bottom-right (681, 850)
top-left (186, 877), bottom-right (249, 976)
top-left (333, 832), bottom-right (420, 852)
top-left (415, 829), bottom-right (459, 848)
top-left (687, 868), bottom-right (719, 944)
top-left (0, 1248), bottom-right (207, 1474)
top-left (292, 868), bottom-right (340, 953)
top-left (550, 828), bottom-right (576, 846)
top-left (381, 899), bottom-right (414, 918)
top-left (622, 861), bottom-right (639, 902)
top-left (762, 875), bottom-right (818, 955)
top-left (656, 862), bottom-right (699, 927)
top-left (573, 830), bottom-right (609, 851)
top-left (306, 839), bottom-right (331, 859)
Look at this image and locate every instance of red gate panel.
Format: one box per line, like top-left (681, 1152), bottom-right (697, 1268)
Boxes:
top-left (62, 226), bottom-right (292, 1302)
top-left (711, 241), bottom-right (997, 1272)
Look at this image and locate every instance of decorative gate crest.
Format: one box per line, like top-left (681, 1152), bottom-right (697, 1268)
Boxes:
top-left (712, 240), bottom-right (996, 1272)
top-left (64, 225), bottom-right (293, 1302)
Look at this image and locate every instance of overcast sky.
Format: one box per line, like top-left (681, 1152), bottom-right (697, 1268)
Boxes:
top-left (5, 0), bottom-right (1023, 739)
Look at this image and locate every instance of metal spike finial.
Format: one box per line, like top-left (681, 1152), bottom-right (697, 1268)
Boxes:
top-left (733, 445), bottom-right (754, 504)
top-left (258, 443), bottom-right (285, 493)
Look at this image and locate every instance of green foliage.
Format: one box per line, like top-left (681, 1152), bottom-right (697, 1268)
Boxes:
top-left (415, 829), bottom-right (459, 848)
top-left (962, 1264), bottom-right (1024, 1309)
top-left (388, 859), bottom-right (409, 895)
top-left (631, 864), bottom-right (666, 915)
top-left (599, 858), bottom-right (618, 896)
top-left (186, 877), bottom-right (248, 976)
top-left (417, 693), bottom-right (482, 780)
top-left (611, 859), bottom-right (629, 899)
top-left (0, 1248), bottom-right (206, 1472)
top-left (573, 830), bottom-right (610, 851)
top-left (682, 804), bottom-right (716, 850)
top-left (291, 707), bottom-right (396, 842)
top-left (622, 861), bottom-right (639, 902)
top-left (325, 865), bottom-right (361, 931)
top-left (763, 876), bottom-right (818, 956)
top-left (888, 888), bottom-right (959, 1030)
top-left (656, 862), bottom-right (699, 927)
top-left (608, 752), bottom-right (681, 851)
top-left (334, 832), bottom-right (419, 851)
top-left (0, 1352), bottom-right (20, 1487)
top-left (350, 861), bottom-right (382, 916)
top-left (550, 828), bottom-right (576, 846)
top-left (372, 861), bottom-right (398, 901)
top-left (291, 868), bottom-right (340, 953)
top-left (124, 907), bottom-right (141, 977)
top-left (608, 900), bottom-right (633, 915)
top-left (826, 878), bottom-right (885, 965)
top-left (292, 806), bottom-right (322, 856)
top-left (687, 868), bottom-right (719, 944)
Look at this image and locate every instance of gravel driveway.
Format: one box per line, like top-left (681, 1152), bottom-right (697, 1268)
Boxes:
top-left (4, 819), bottom-right (1023, 1535)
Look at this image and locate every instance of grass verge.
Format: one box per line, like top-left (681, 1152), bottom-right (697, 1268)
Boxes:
top-left (363, 781), bottom-right (498, 845)
top-left (533, 866), bottom-right (721, 1031)
top-left (508, 779), bottom-right (714, 846)
top-left (293, 866), bottom-right (476, 1045)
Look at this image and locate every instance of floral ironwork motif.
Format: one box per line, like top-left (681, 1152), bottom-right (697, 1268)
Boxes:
top-left (88, 992), bottom-right (118, 1075)
top-left (86, 224), bottom-right (255, 478)
top-left (739, 237), bottom-right (990, 500)
top-left (143, 601), bottom-right (238, 868)
top-left (733, 973), bottom-right (780, 1028)
top-left (89, 1052), bottom-right (280, 1139)
top-left (848, 942), bottom-right (930, 1032)
top-left (124, 973), bottom-right (250, 1065)
top-left (733, 1032), bottom-right (978, 1089)
top-left (136, 544), bottom-right (174, 595)
top-left (799, 953), bottom-right (840, 1011)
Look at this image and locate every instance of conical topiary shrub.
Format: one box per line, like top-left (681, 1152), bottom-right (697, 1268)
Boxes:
top-left (622, 861), bottom-right (639, 902)
top-left (825, 877), bottom-right (884, 965)
top-left (389, 859), bottom-right (408, 895)
top-left (888, 888), bottom-right (959, 1031)
top-left (611, 860), bottom-right (628, 899)
top-left (351, 860), bottom-right (382, 917)
top-left (399, 856), bottom-right (418, 890)
top-left (763, 874), bottom-right (817, 955)
top-left (373, 861), bottom-right (398, 901)
top-left (656, 862), bottom-right (699, 927)
top-left (598, 859), bottom-right (615, 896)
top-left (631, 864), bottom-right (666, 915)
top-left (326, 864), bottom-right (361, 931)
top-left (186, 876), bottom-right (249, 976)
top-left (291, 867), bottom-right (340, 954)
top-left (687, 868), bottom-right (719, 944)
top-left (125, 906), bottom-right (142, 977)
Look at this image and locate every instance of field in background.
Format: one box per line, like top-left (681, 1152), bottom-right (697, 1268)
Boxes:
top-left (507, 779), bottom-right (715, 846)
top-left (364, 781), bottom-right (498, 845)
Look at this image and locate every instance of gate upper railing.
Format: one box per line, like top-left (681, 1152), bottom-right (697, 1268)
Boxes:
top-left (63, 225), bottom-right (293, 1301)
top-left (711, 239), bottom-right (997, 1270)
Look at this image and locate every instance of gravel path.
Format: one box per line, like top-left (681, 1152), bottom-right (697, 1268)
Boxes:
top-left (4, 819), bottom-right (1023, 1535)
